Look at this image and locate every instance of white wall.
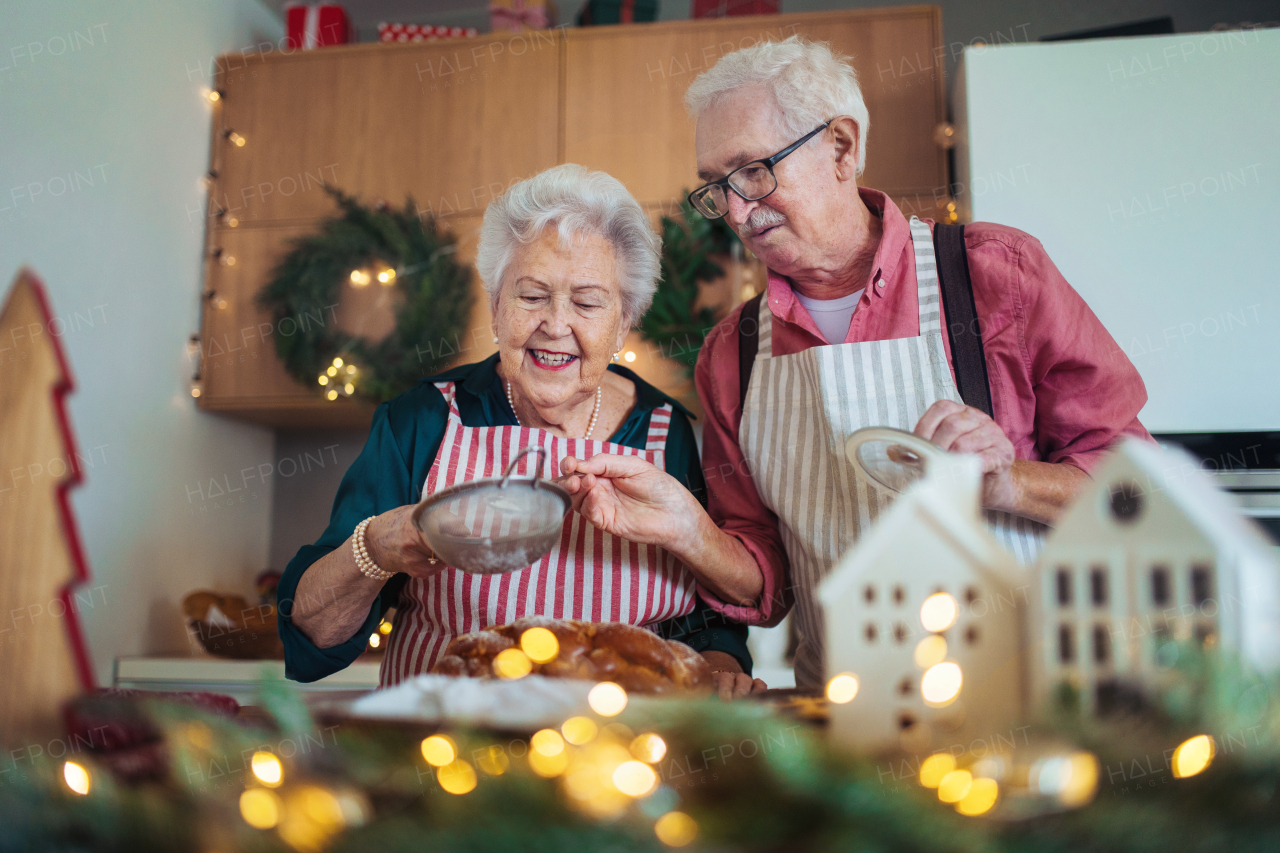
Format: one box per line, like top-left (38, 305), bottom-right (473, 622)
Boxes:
top-left (956, 31), bottom-right (1280, 433)
top-left (0, 0), bottom-right (284, 685)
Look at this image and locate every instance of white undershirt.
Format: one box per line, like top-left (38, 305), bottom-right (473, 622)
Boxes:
top-left (794, 288), bottom-right (866, 344)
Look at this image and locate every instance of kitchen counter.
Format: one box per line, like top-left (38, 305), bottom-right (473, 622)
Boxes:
top-left (113, 656), bottom-right (380, 705)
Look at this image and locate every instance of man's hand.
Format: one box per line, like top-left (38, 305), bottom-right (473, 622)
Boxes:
top-left (560, 454), bottom-right (698, 549)
top-left (702, 651), bottom-right (767, 700)
top-left (914, 399), bottom-right (1090, 524)
top-left (914, 400), bottom-right (1016, 512)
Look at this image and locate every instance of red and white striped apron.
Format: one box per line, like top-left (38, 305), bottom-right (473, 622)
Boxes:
top-left (380, 380), bottom-right (698, 686)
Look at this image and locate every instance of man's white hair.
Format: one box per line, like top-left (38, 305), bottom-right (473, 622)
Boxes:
top-left (476, 164), bottom-right (661, 323)
top-left (684, 35), bottom-right (871, 176)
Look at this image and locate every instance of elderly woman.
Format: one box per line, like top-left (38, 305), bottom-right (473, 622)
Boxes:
top-left (278, 164), bottom-right (765, 697)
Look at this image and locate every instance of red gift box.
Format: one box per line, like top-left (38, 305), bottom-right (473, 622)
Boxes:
top-left (285, 4), bottom-right (353, 50)
top-left (378, 22), bottom-right (479, 42)
top-left (691, 0), bottom-right (779, 17)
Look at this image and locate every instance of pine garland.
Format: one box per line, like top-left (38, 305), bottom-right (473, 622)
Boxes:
top-left (6, 646), bottom-right (1280, 851)
top-left (640, 200), bottom-right (739, 374)
top-left (257, 187), bottom-right (474, 403)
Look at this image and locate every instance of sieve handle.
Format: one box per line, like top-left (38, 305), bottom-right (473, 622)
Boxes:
top-left (499, 446), bottom-right (548, 489)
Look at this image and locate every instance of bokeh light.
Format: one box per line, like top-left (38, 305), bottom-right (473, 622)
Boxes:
top-left (476, 745), bottom-right (510, 776)
top-left (921, 662), bottom-right (963, 705)
top-left (532, 729), bottom-right (565, 756)
top-left (914, 634), bottom-right (948, 668)
top-left (437, 759), bottom-right (478, 794)
top-left (562, 716), bottom-right (599, 745)
top-left (521, 627), bottom-right (560, 663)
top-left (955, 777), bottom-right (999, 816)
top-left (630, 733), bottom-right (668, 764)
top-left (563, 742), bottom-right (632, 818)
top-left (826, 673), bottom-right (859, 704)
top-left (654, 811), bottom-right (698, 847)
top-left (492, 647), bottom-right (533, 679)
top-left (277, 784), bottom-right (351, 851)
top-left (612, 760), bottom-right (658, 797)
top-left (1172, 735), bottom-right (1215, 779)
top-left (420, 735), bottom-right (456, 767)
top-left (920, 592), bottom-right (959, 632)
top-left (588, 682), bottom-right (628, 716)
top-left (1031, 751), bottom-right (1099, 807)
top-left (250, 751), bottom-right (283, 787)
top-left (528, 747), bottom-right (570, 777)
top-left (937, 769), bottom-right (973, 803)
top-left (918, 753), bottom-right (956, 788)
top-left (239, 788), bottom-right (282, 829)
top-left (62, 761), bottom-right (90, 795)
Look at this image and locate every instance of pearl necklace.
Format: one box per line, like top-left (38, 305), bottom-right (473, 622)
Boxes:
top-left (507, 381), bottom-right (602, 440)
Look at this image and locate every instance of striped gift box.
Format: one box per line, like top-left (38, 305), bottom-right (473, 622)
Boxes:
top-left (378, 22), bottom-right (479, 42)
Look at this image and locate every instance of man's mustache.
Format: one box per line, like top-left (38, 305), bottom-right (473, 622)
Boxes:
top-left (740, 206), bottom-right (787, 238)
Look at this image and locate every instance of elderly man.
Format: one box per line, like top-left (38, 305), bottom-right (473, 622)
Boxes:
top-left (562, 36), bottom-right (1151, 692)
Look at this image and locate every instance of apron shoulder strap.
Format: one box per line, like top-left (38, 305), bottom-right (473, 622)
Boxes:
top-left (736, 292), bottom-right (764, 424)
top-left (645, 404), bottom-right (672, 452)
top-left (933, 223), bottom-right (994, 418)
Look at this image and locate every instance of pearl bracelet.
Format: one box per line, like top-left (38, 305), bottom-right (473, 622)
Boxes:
top-left (353, 517), bottom-right (394, 581)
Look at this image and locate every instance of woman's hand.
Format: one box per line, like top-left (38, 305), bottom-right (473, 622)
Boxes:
top-left (702, 651), bottom-right (768, 700)
top-left (559, 454), bottom-right (698, 549)
top-left (561, 453), bottom-right (766, 607)
top-left (366, 505), bottom-right (448, 579)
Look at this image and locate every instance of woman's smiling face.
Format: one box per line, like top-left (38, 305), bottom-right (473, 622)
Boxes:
top-left (493, 226), bottom-right (629, 409)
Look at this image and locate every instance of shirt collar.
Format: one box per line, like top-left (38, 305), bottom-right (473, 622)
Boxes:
top-left (763, 188), bottom-right (912, 325)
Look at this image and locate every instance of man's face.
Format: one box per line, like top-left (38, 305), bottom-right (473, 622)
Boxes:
top-left (694, 86), bottom-right (848, 275)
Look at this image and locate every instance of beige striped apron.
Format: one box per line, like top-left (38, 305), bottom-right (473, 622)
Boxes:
top-left (740, 216), bottom-right (1045, 689)
top-left (381, 380), bottom-right (697, 686)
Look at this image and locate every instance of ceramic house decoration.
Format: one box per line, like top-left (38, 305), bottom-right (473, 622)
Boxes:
top-left (820, 455), bottom-right (1030, 753)
top-left (1029, 438), bottom-right (1280, 714)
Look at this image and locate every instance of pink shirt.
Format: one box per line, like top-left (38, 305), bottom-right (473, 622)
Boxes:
top-left (695, 189), bottom-right (1154, 626)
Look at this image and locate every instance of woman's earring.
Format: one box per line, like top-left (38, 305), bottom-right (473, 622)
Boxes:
top-left (493, 336), bottom-right (499, 344)
top-left (612, 352), bottom-right (619, 362)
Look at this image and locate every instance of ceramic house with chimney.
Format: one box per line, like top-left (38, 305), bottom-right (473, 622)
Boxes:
top-left (1029, 438), bottom-right (1280, 714)
top-left (819, 456), bottom-right (1030, 753)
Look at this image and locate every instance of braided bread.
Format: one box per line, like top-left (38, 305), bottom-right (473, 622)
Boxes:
top-left (431, 617), bottom-right (712, 695)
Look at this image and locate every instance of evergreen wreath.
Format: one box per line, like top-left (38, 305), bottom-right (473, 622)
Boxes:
top-left (258, 186), bottom-right (474, 403)
top-left (640, 200), bottom-right (740, 373)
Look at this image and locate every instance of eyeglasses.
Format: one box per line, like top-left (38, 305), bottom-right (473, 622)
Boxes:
top-left (687, 121), bottom-right (832, 220)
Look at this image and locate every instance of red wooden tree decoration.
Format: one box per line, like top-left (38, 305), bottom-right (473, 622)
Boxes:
top-left (0, 268), bottom-right (96, 739)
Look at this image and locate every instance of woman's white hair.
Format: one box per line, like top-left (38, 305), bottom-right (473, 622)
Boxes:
top-left (684, 35), bottom-right (871, 176)
top-left (476, 164), bottom-right (661, 323)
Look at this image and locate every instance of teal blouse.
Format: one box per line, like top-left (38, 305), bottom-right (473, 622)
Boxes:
top-left (278, 354), bottom-right (751, 682)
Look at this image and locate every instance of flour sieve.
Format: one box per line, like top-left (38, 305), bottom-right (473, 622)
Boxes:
top-left (411, 446), bottom-right (571, 575)
top-left (844, 426), bottom-right (948, 494)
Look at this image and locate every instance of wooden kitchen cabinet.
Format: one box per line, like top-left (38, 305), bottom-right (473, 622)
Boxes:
top-left (198, 224), bottom-right (375, 428)
top-left (562, 6), bottom-right (947, 206)
top-left (198, 8), bottom-right (949, 428)
top-left (210, 31), bottom-right (564, 226)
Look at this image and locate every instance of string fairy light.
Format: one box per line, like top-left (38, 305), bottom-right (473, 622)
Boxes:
top-left (318, 356), bottom-right (359, 400)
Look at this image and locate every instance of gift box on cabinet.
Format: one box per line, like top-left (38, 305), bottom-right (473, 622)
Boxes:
top-left (379, 22), bottom-right (479, 42)
top-left (691, 0), bottom-right (779, 18)
top-left (284, 4), bottom-right (353, 50)
top-left (489, 0), bottom-right (557, 33)
top-left (577, 0), bottom-right (659, 25)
